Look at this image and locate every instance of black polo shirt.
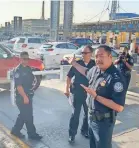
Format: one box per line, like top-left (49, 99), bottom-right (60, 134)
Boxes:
top-left (14, 64), bottom-right (35, 96)
top-left (67, 59), bottom-right (95, 94)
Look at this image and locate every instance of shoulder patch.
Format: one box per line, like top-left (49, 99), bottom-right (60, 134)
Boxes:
top-left (114, 82), bottom-right (124, 92)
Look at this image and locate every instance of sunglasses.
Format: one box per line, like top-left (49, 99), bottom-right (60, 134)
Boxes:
top-left (81, 52), bottom-right (91, 55)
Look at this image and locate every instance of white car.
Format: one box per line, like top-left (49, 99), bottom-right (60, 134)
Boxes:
top-left (4, 37), bottom-right (19, 49)
top-left (13, 37), bottom-right (47, 59)
top-left (40, 42), bottom-right (79, 69)
top-left (61, 45), bottom-right (119, 65)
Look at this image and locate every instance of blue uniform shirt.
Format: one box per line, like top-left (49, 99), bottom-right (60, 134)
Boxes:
top-left (14, 64), bottom-right (35, 96)
top-left (116, 54), bottom-right (134, 76)
top-left (87, 64), bottom-right (126, 113)
top-left (67, 59), bottom-right (95, 94)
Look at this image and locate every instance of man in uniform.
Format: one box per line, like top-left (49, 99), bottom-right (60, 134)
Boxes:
top-left (65, 46), bottom-right (95, 143)
top-left (114, 48), bottom-right (134, 90)
top-left (67, 45), bottom-right (126, 148)
top-left (11, 51), bottom-right (42, 140)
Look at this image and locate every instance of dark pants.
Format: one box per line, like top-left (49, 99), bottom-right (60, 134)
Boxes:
top-left (69, 93), bottom-right (88, 136)
top-left (12, 95), bottom-right (36, 136)
top-left (89, 118), bottom-right (115, 148)
top-left (125, 74), bottom-right (131, 91)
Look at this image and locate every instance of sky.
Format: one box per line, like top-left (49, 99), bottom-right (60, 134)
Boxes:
top-left (0, 0), bottom-right (139, 26)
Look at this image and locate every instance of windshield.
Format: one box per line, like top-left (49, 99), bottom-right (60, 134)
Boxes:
top-left (0, 44), bottom-right (13, 55)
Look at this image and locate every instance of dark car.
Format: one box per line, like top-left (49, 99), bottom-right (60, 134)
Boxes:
top-left (70, 38), bottom-right (96, 47)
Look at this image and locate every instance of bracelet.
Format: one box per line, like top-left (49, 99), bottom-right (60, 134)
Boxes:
top-left (94, 94), bottom-right (98, 100)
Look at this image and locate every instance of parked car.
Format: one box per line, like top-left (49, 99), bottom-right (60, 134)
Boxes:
top-left (70, 38), bottom-right (96, 47)
top-left (13, 37), bottom-right (47, 59)
top-left (0, 44), bottom-right (45, 90)
top-left (40, 42), bottom-right (79, 69)
top-left (61, 45), bottom-right (119, 65)
top-left (5, 37), bottom-right (18, 49)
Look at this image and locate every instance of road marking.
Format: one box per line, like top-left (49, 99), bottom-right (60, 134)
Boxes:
top-left (0, 123), bottom-right (30, 148)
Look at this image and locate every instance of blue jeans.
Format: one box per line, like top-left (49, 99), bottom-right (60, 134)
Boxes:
top-left (89, 118), bottom-right (115, 148)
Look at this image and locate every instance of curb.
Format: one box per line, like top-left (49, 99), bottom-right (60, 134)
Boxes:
top-left (0, 124), bottom-right (29, 148)
top-left (127, 91), bottom-right (139, 97)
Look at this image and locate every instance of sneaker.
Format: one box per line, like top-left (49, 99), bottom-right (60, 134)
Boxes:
top-left (28, 133), bottom-right (43, 140)
top-left (11, 131), bottom-right (25, 139)
top-left (81, 130), bottom-right (89, 138)
top-left (68, 136), bottom-right (75, 143)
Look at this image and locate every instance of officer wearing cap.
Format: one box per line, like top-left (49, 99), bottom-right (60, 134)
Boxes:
top-left (114, 47), bottom-right (134, 90)
top-left (67, 45), bottom-right (126, 148)
top-left (65, 45), bottom-right (95, 143)
top-left (11, 51), bottom-right (42, 140)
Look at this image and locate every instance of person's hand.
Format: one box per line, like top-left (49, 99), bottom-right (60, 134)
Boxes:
top-left (23, 96), bottom-right (29, 104)
top-left (80, 84), bottom-right (97, 98)
top-left (64, 90), bottom-right (70, 97)
top-left (66, 54), bottom-right (76, 65)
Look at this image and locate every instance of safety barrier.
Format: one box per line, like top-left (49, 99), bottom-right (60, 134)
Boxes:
top-left (7, 66), bottom-right (139, 106)
top-left (7, 69), bottom-right (60, 106)
top-left (60, 65), bottom-right (71, 81)
top-left (60, 65), bottom-right (139, 89)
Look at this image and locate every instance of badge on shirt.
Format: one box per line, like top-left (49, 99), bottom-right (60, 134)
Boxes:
top-left (114, 82), bottom-right (123, 92)
top-left (100, 80), bottom-right (106, 86)
top-left (15, 73), bottom-right (20, 78)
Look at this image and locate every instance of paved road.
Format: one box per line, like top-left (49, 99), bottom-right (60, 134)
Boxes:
top-left (0, 78), bottom-right (139, 148)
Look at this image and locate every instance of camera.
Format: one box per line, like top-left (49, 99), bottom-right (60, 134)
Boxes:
top-left (119, 52), bottom-right (126, 61)
top-left (119, 55), bottom-right (125, 60)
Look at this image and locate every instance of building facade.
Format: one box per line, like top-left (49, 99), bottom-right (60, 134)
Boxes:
top-left (11, 18), bottom-right (50, 35)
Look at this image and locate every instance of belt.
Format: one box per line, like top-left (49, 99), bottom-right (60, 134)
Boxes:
top-left (89, 110), bottom-right (111, 121)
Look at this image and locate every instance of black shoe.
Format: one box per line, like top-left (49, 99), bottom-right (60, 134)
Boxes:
top-left (11, 131), bottom-right (25, 139)
top-left (81, 131), bottom-right (89, 138)
top-left (68, 136), bottom-right (75, 143)
top-left (28, 133), bottom-right (43, 140)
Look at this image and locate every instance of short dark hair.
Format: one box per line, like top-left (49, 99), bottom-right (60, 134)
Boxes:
top-left (97, 45), bottom-right (112, 55)
top-left (20, 51), bottom-right (29, 58)
top-left (84, 45), bottom-right (93, 52)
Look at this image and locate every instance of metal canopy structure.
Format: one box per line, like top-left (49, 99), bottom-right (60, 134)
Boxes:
top-left (71, 17), bottom-right (139, 33)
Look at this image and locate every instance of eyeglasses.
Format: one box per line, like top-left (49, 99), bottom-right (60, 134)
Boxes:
top-left (81, 52), bottom-right (91, 55)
